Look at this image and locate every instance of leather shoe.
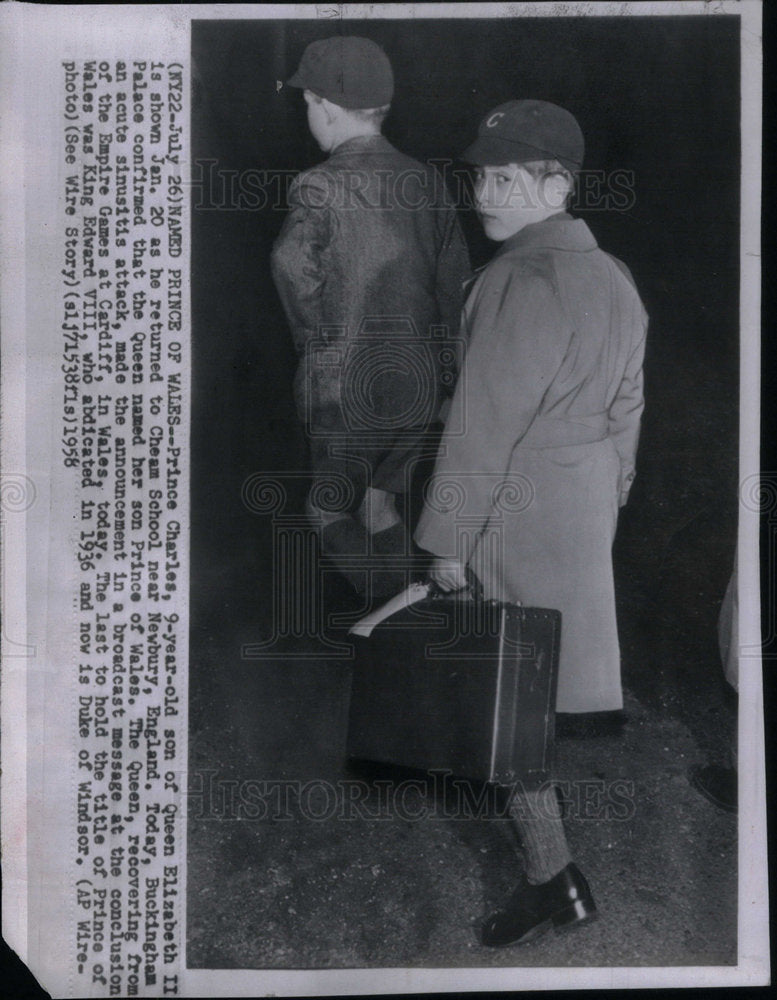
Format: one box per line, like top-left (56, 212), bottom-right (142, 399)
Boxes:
top-left (481, 863), bottom-right (597, 947)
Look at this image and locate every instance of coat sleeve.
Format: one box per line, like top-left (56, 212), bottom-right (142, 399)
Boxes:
top-left (608, 298), bottom-right (648, 507)
top-left (270, 172), bottom-right (336, 356)
top-left (434, 205), bottom-right (471, 340)
top-left (425, 169), bottom-right (471, 396)
top-left (414, 263), bottom-right (570, 563)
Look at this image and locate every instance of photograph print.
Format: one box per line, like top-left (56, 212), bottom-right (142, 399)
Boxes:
top-left (186, 9), bottom-right (744, 972)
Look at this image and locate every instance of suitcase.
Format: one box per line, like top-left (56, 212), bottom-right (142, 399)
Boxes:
top-left (346, 588), bottom-right (561, 786)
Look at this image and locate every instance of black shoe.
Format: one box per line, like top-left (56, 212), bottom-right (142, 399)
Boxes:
top-left (320, 519), bottom-right (414, 602)
top-left (690, 764), bottom-right (737, 813)
top-left (481, 863), bottom-right (597, 947)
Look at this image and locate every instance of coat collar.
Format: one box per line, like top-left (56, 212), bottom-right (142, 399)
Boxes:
top-left (329, 133), bottom-right (393, 157)
top-left (493, 212), bottom-right (598, 257)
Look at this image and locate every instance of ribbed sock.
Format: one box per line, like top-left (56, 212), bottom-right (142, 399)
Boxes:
top-left (356, 486), bottom-right (402, 534)
top-left (508, 786), bottom-right (572, 885)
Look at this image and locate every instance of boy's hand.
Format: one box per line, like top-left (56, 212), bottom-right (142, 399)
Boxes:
top-left (429, 557), bottom-right (469, 592)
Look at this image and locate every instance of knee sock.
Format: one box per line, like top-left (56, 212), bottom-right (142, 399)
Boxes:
top-left (508, 786), bottom-right (572, 885)
top-left (356, 487), bottom-right (402, 534)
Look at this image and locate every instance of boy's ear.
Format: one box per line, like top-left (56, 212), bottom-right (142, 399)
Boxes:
top-left (543, 172), bottom-right (572, 210)
top-left (320, 97), bottom-right (340, 123)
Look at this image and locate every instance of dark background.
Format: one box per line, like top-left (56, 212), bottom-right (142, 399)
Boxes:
top-left (180, 13), bottom-right (754, 972)
top-left (189, 15), bottom-right (740, 732)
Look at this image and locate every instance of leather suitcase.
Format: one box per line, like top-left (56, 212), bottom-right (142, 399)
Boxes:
top-left (346, 590), bottom-right (560, 786)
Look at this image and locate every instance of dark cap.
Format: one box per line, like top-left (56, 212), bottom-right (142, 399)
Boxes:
top-left (287, 36), bottom-right (394, 110)
top-left (462, 100), bottom-right (584, 173)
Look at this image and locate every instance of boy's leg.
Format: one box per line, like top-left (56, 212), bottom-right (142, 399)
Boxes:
top-left (304, 432), bottom-right (371, 596)
top-left (508, 785), bottom-right (571, 884)
top-left (481, 785), bottom-right (596, 947)
top-left (355, 486), bottom-right (403, 535)
top-left (308, 488), bottom-right (409, 601)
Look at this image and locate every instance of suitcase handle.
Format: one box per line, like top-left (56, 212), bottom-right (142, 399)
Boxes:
top-left (427, 565), bottom-right (485, 603)
top-left (463, 566), bottom-right (523, 607)
top-left (427, 567), bottom-right (523, 608)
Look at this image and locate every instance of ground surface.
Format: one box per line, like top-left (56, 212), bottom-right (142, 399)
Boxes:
top-left (186, 559), bottom-right (738, 970)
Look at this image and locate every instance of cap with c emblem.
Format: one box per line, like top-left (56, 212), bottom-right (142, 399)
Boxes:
top-left (462, 99), bottom-right (584, 173)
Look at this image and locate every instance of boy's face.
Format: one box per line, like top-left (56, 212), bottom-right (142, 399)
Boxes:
top-left (472, 163), bottom-right (565, 241)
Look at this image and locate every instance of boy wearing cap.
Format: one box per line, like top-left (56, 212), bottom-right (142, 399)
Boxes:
top-left (415, 101), bottom-right (647, 945)
top-left (272, 36), bottom-right (469, 600)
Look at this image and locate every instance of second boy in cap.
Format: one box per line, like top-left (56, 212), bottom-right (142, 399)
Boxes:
top-left (272, 36), bottom-right (470, 602)
top-left (415, 100), bottom-right (648, 945)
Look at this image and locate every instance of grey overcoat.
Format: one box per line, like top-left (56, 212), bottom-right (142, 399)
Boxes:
top-left (415, 213), bottom-right (648, 712)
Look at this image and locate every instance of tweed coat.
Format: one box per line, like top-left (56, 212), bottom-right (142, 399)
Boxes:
top-left (415, 213), bottom-right (648, 712)
top-left (271, 134), bottom-right (470, 500)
